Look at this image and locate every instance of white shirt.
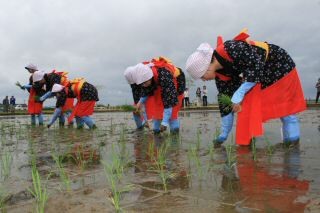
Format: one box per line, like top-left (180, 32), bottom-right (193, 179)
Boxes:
top-left (203, 89), bottom-right (207, 96)
top-left (184, 90), bottom-right (189, 98)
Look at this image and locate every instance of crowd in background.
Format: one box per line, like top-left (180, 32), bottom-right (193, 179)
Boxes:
top-left (183, 85), bottom-right (208, 107)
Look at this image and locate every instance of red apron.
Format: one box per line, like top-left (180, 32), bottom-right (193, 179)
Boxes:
top-left (28, 88), bottom-right (43, 114)
top-left (146, 57), bottom-right (183, 120)
top-left (236, 69), bottom-right (306, 145)
top-left (215, 31), bottom-right (306, 145)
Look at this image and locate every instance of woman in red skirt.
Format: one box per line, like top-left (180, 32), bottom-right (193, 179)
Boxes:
top-left (186, 29), bottom-right (306, 146)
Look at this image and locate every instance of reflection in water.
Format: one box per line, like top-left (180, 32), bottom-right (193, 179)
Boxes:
top-left (133, 133), bottom-right (189, 191)
top-left (219, 146), bottom-right (310, 212)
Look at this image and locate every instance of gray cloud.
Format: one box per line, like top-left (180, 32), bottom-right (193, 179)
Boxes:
top-left (1, 0), bottom-right (319, 105)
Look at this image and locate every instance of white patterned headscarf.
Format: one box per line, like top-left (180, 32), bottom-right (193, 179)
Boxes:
top-left (25, 63), bottom-right (38, 71)
top-left (185, 43), bottom-right (214, 80)
top-left (52, 84), bottom-right (64, 93)
top-left (32, 71), bottom-right (46, 82)
top-left (124, 65), bottom-right (136, 84)
top-left (132, 63), bottom-right (153, 85)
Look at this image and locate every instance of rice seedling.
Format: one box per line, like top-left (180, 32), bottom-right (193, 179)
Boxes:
top-left (0, 148), bottom-right (12, 181)
top-left (189, 145), bottom-right (205, 179)
top-left (147, 140), bottom-right (155, 161)
top-left (251, 138), bottom-right (257, 161)
top-left (225, 144), bottom-right (236, 169)
top-left (102, 144), bottom-right (131, 212)
top-left (208, 143), bottom-right (215, 161)
top-left (218, 94), bottom-right (233, 112)
top-left (265, 136), bottom-right (274, 157)
top-left (52, 154), bottom-right (71, 192)
top-left (196, 129), bottom-right (201, 150)
top-left (28, 165), bottom-right (48, 213)
top-left (0, 186), bottom-right (8, 212)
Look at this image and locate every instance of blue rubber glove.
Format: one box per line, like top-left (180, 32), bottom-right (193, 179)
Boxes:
top-left (48, 108), bottom-right (62, 127)
top-left (139, 96), bottom-right (148, 104)
top-left (161, 107), bottom-right (172, 127)
top-left (22, 84), bottom-right (32, 90)
top-left (40, 91), bottom-right (53, 102)
top-left (216, 113), bottom-right (234, 143)
top-left (231, 82), bottom-right (256, 104)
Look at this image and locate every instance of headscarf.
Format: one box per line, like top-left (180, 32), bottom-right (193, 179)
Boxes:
top-left (25, 63), bottom-right (38, 71)
top-left (51, 83), bottom-right (64, 93)
top-left (132, 63), bottom-right (153, 85)
top-left (32, 71), bottom-right (46, 82)
top-left (185, 43), bottom-right (213, 80)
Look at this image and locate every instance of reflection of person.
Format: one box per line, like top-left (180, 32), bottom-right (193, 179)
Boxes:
top-left (196, 87), bottom-right (201, 106)
top-left (134, 57), bottom-right (185, 134)
top-left (183, 88), bottom-right (190, 107)
top-left (202, 85), bottom-right (208, 106)
top-left (33, 70), bottom-right (74, 126)
top-left (186, 29), bottom-right (306, 146)
top-left (315, 78), bottom-right (320, 103)
top-left (219, 147), bottom-right (309, 212)
top-left (124, 65), bottom-right (149, 129)
top-left (21, 64), bottom-right (44, 125)
top-left (133, 134), bottom-right (189, 190)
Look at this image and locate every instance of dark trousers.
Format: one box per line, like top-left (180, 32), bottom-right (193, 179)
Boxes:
top-left (203, 96), bottom-right (207, 106)
top-left (184, 97), bottom-right (190, 107)
top-left (316, 91), bottom-right (320, 103)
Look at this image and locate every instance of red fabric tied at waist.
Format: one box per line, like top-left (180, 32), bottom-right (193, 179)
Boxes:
top-left (63, 98), bottom-right (74, 112)
top-left (28, 88), bottom-right (43, 114)
top-left (144, 94), bottom-right (183, 120)
top-left (236, 69), bottom-right (306, 145)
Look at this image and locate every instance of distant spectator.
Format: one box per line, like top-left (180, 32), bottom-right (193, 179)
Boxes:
top-left (196, 87), bottom-right (201, 106)
top-left (316, 78), bottom-right (320, 103)
top-left (184, 88), bottom-right (190, 107)
top-left (202, 85), bottom-right (208, 106)
top-left (10, 96), bottom-right (16, 112)
top-left (2, 96), bottom-right (9, 112)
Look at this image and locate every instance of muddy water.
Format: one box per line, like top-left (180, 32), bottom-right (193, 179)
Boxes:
top-left (0, 110), bottom-right (319, 212)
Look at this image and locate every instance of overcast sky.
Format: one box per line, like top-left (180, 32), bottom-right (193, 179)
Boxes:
top-left (1, 0), bottom-right (319, 105)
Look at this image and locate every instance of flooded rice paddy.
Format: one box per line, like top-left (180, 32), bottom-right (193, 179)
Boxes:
top-left (0, 109), bottom-right (319, 213)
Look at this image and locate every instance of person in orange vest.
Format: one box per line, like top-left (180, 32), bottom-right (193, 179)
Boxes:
top-left (32, 70), bottom-right (74, 126)
top-left (186, 29), bottom-right (306, 147)
top-left (19, 64), bottom-right (45, 126)
top-left (133, 58), bottom-right (185, 134)
top-left (50, 79), bottom-right (99, 129)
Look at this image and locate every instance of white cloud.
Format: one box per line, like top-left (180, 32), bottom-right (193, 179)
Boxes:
top-left (0, 0), bottom-right (319, 105)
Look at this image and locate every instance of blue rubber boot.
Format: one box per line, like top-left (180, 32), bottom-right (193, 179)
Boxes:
top-left (169, 119), bottom-right (180, 134)
top-left (31, 115), bottom-right (36, 126)
top-left (153, 119), bottom-right (161, 135)
top-left (213, 113), bottom-right (234, 146)
top-left (281, 115), bottom-right (300, 146)
top-left (82, 116), bottom-right (96, 129)
top-left (38, 113), bottom-right (44, 125)
top-left (76, 116), bottom-right (84, 129)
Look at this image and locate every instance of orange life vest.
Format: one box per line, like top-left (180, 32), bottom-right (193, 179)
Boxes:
top-left (51, 70), bottom-right (70, 87)
top-left (69, 78), bottom-right (86, 99)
